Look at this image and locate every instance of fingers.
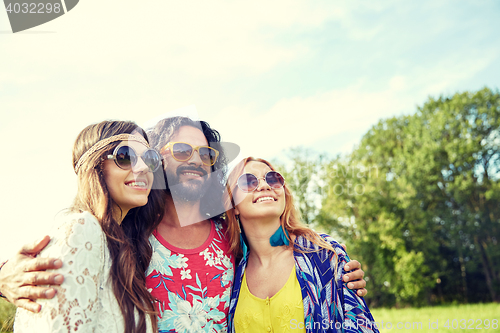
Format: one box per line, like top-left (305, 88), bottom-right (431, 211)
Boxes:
top-left (19, 285), bottom-right (57, 300)
top-left (346, 278), bottom-right (366, 290)
top-left (19, 236), bottom-right (51, 256)
top-left (23, 271), bottom-right (64, 286)
top-left (344, 260), bottom-right (361, 272)
top-left (343, 269), bottom-right (364, 283)
top-left (14, 298), bottom-right (42, 313)
top-left (341, 243), bottom-right (347, 251)
top-left (344, 260), bottom-right (368, 296)
top-left (356, 288), bottom-right (368, 297)
top-left (23, 258), bottom-right (63, 273)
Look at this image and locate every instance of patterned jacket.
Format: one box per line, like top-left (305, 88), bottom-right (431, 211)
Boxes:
top-left (227, 234), bottom-right (379, 333)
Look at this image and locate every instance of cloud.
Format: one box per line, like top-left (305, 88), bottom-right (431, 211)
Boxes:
top-left (213, 81), bottom-right (412, 159)
top-left (1, 0), bottom-right (499, 261)
top-left (0, 0), bottom-right (345, 81)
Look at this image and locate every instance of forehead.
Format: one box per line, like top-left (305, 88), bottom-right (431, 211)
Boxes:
top-left (170, 126), bottom-right (208, 146)
top-left (244, 161), bottom-right (272, 175)
top-left (118, 139), bottom-right (149, 153)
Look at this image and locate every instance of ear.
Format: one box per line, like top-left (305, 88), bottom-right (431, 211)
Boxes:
top-left (234, 207), bottom-right (240, 216)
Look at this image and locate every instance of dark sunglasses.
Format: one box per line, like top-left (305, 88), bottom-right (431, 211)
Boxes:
top-left (106, 145), bottom-right (162, 172)
top-left (160, 142), bottom-right (219, 166)
top-left (237, 171), bottom-right (285, 192)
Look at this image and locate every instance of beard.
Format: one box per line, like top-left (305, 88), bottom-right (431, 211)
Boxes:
top-left (165, 165), bottom-right (210, 202)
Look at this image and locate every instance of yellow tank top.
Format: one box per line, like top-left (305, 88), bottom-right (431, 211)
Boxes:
top-left (234, 265), bottom-right (306, 333)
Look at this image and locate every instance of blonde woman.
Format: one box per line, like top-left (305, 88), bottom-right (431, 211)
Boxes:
top-left (224, 157), bottom-right (378, 333)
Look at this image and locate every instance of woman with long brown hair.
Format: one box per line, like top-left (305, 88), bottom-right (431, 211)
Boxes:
top-left (14, 120), bottom-right (165, 333)
top-left (224, 157), bottom-right (379, 333)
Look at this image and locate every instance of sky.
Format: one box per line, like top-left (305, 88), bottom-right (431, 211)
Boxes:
top-left (0, 0), bottom-right (499, 260)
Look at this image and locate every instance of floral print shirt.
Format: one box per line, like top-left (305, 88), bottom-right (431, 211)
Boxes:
top-left (146, 220), bottom-right (235, 333)
top-left (227, 234), bottom-right (379, 333)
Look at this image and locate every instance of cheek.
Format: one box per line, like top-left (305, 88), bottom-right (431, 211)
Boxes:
top-left (147, 173), bottom-right (154, 190)
top-left (233, 190), bottom-right (251, 207)
top-left (278, 191), bottom-right (286, 212)
top-left (102, 167), bottom-right (115, 189)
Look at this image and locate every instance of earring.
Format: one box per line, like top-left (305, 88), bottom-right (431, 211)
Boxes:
top-left (237, 215), bottom-right (249, 258)
top-left (270, 225), bottom-right (290, 247)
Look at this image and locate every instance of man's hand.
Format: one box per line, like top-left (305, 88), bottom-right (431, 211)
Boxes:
top-left (341, 244), bottom-right (368, 297)
top-left (0, 236), bottom-right (64, 313)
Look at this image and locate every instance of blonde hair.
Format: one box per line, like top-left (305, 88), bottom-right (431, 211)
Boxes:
top-left (223, 157), bottom-right (337, 258)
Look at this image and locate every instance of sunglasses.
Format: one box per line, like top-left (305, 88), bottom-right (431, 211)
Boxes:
top-left (237, 171), bottom-right (286, 192)
top-left (160, 142), bottom-right (219, 166)
top-left (106, 145), bottom-right (162, 172)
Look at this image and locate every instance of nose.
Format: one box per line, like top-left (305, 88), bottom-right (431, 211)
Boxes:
top-left (132, 156), bottom-right (150, 173)
top-left (187, 148), bottom-right (204, 167)
top-left (255, 177), bottom-right (271, 191)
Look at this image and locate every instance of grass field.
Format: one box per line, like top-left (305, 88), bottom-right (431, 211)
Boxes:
top-left (370, 303), bottom-right (500, 333)
top-left (1, 299), bottom-right (499, 332)
top-left (0, 299), bottom-right (15, 333)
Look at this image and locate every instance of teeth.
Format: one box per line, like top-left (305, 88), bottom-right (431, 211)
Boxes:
top-left (256, 197), bottom-right (274, 203)
top-left (127, 182), bottom-right (146, 187)
top-left (183, 172), bottom-right (200, 177)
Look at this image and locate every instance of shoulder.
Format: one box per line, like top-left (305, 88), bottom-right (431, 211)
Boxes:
top-left (294, 233), bottom-right (350, 264)
top-left (212, 217), bottom-right (231, 245)
top-left (41, 211), bottom-right (105, 258)
top-left (212, 216), bottom-right (227, 232)
top-left (53, 210), bottom-right (102, 232)
top-left (294, 233), bottom-right (344, 253)
top-left (318, 233), bottom-right (348, 257)
top-left (294, 233), bottom-right (351, 284)
top-left (55, 211), bottom-right (103, 243)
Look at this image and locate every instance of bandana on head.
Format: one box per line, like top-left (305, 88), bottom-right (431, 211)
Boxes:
top-left (74, 134), bottom-right (149, 174)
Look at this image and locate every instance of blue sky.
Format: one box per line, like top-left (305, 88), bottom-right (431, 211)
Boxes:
top-left (0, 0), bottom-right (499, 259)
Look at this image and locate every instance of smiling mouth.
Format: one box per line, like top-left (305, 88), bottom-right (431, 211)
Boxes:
top-left (126, 181), bottom-right (147, 188)
top-left (182, 172), bottom-right (202, 177)
top-left (255, 196), bottom-right (276, 203)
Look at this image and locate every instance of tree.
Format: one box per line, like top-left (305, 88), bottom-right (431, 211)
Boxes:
top-left (319, 87), bottom-right (500, 306)
top-left (411, 87), bottom-right (500, 302)
top-left (273, 147), bottom-right (325, 225)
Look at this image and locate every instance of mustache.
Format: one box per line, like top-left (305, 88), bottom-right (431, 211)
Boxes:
top-left (176, 165), bottom-right (208, 177)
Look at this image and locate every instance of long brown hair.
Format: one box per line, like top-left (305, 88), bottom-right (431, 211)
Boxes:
top-left (71, 120), bottom-right (164, 333)
top-left (224, 157), bottom-right (336, 257)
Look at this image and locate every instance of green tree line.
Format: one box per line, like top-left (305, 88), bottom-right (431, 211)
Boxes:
top-left (276, 87), bottom-right (500, 307)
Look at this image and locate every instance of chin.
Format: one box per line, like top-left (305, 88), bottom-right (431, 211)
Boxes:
top-left (133, 198), bottom-right (149, 209)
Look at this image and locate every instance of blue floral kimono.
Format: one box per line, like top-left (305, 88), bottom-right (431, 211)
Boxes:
top-left (227, 234), bottom-right (379, 333)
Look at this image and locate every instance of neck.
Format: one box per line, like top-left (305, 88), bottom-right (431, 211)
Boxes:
top-left (161, 193), bottom-right (206, 228)
top-left (242, 216), bottom-right (287, 266)
top-left (113, 206), bottom-right (129, 224)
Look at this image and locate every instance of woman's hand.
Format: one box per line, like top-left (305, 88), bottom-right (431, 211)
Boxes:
top-left (340, 244), bottom-right (368, 297)
top-left (0, 236), bottom-right (64, 313)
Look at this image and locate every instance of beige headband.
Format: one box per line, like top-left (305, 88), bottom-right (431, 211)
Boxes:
top-left (74, 134), bottom-right (150, 174)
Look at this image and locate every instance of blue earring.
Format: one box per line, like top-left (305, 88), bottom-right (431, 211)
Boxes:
top-left (270, 225), bottom-right (290, 247)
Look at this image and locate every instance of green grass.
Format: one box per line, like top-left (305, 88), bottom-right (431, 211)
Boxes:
top-left (370, 303), bottom-right (500, 332)
top-left (1, 299), bottom-right (499, 332)
top-left (0, 299), bottom-right (15, 333)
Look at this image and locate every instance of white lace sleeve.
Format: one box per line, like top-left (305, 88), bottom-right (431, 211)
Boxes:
top-left (14, 211), bottom-right (106, 333)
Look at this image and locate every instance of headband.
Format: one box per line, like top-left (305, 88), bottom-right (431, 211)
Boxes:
top-left (74, 134), bottom-right (150, 174)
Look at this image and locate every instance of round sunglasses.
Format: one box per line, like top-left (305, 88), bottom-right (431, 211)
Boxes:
top-left (106, 145), bottom-right (162, 172)
top-left (237, 171), bottom-right (285, 192)
top-left (160, 142), bottom-right (219, 166)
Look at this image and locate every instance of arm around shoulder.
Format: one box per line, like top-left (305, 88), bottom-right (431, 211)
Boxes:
top-left (0, 236), bottom-right (64, 313)
top-left (14, 211), bottom-right (106, 333)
